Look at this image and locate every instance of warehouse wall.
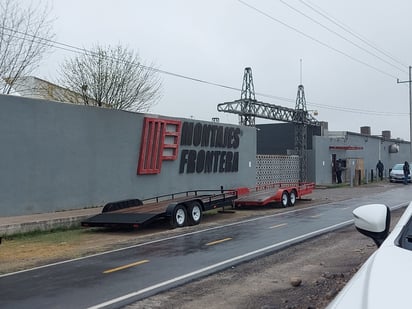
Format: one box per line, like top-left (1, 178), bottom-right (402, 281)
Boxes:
top-left (256, 123), bottom-right (321, 155)
top-left (313, 133), bottom-right (411, 185)
top-left (0, 95), bottom-right (256, 216)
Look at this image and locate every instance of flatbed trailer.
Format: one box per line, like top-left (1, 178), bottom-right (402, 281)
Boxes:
top-left (81, 189), bottom-right (237, 229)
top-left (234, 182), bottom-right (315, 208)
top-left (81, 183), bottom-right (315, 230)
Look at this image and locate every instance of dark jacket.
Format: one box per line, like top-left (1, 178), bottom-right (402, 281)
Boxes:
top-left (403, 162), bottom-right (410, 175)
top-left (376, 161), bottom-right (384, 171)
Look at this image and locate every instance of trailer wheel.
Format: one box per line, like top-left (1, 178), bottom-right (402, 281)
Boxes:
top-left (188, 202), bottom-right (202, 226)
top-left (171, 204), bottom-right (188, 228)
top-left (288, 190), bottom-right (297, 206)
top-left (281, 191), bottom-right (289, 208)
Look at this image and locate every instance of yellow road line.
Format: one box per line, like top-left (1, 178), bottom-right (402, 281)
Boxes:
top-left (269, 223), bottom-right (287, 229)
top-left (206, 237), bottom-right (232, 246)
top-left (103, 259), bottom-right (150, 274)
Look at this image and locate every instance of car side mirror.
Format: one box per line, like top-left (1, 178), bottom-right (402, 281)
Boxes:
top-left (353, 204), bottom-right (391, 247)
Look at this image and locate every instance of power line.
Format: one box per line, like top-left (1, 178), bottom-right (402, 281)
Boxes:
top-left (298, 0), bottom-right (408, 69)
top-left (252, 89), bottom-right (406, 116)
top-left (0, 26), bottom-right (244, 92)
top-left (0, 25), bottom-right (407, 117)
top-left (237, 0), bottom-right (400, 79)
top-left (0, 26), bottom-right (88, 55)
top-left (308, 101), bottom-right (406, 117)
top-left (279, 0), bottom-right (407, 74)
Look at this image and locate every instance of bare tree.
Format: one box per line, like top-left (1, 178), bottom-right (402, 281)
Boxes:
top-left (58, 44), bottom-right (162, 112)
top-left (0, 0), bottom-right (55, 94)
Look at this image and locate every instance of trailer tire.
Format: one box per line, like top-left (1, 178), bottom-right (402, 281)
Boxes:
top-left (281, 191), bottom-right (289, 208)
top-left (170, 204), bottom-right (188, 228)
top-left (188, 202), bottom-right (202, 226)
top-left (288, 190), bottom-right (297, 206)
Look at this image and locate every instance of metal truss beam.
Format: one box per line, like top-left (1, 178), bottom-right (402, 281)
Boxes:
top-left (217, 99), bottom-right (320, 126)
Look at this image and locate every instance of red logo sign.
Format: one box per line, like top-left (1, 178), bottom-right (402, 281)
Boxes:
top-left (137, 117), bottom-right (181, 174)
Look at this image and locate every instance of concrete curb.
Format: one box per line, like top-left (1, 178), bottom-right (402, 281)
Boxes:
top-left (0, 216), bottom-right (89, 236)
top-left (0, 207), bottom-right (103, 236)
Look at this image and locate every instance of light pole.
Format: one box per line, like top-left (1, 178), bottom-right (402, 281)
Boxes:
top-left (397, 65), bottom-right (412, 161)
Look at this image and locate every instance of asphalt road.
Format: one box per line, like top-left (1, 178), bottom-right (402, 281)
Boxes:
top-left (1, 186), bottom-right (411, 309)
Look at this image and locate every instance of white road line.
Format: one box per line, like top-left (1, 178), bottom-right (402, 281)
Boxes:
top-left (269, 223), bottom-right (287, 229)
top-left (87, 220), bottom-right (353, 309)
top-left (1, 201), bottom-right (406, 279)
top-left (0, 202), bottom-right (345, 278)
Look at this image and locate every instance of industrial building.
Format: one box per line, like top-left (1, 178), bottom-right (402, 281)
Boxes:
top-left (256, 122), bottom-right (410, 185)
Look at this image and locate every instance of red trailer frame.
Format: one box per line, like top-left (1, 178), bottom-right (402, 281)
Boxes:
top-left (234, 182), bottom-right (315, 208)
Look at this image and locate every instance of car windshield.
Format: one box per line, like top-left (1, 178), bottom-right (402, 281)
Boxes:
top-left (393, 164), bottom-right (405, 170)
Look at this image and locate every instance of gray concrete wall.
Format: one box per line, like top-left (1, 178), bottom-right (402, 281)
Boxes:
top-left (312, 137), bottom-right (333, 184)
top-left (313, 133), bottom-right (411, 185)
top-left (0, 95), bottom-right (256, 216)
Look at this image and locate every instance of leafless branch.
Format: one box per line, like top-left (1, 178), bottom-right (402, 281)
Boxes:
top-left (0, 0), bottom-right (55, 94)
top-left (57, 44), bottom-right (162, 112)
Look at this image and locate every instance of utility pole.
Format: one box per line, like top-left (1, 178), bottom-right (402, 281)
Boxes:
top-left (397, 65), bottom-right (412, 161)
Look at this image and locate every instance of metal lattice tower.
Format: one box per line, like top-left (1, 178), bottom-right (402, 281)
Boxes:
top-left (294, 84), bottom-right (308, 182)
top-left (217, 67), bottom-right (320, 182)
top-left (239, 67), bottom-right (256, 126)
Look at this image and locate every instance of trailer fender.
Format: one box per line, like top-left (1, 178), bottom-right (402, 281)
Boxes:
top-left (102, 198), bottom-right (143, 213)
top-left (236, 187), bottom-right (250, 197)
top-left (165, 202), bottom-right (179, 218)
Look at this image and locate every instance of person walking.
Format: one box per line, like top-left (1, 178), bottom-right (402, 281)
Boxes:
top-left (376, 160), bottom-right (384, 181)
top-left (335, 159), bottom-right (343, 184)
top-left (403, 161), bottom-right (410, 185)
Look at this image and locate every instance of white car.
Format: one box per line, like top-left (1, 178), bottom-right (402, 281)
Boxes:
top-left (327, 202), bottom-right (411, 309)
top-left (389, 163), bottom-right (410, 182)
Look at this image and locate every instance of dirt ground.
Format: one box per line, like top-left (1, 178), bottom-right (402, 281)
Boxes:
top-left (0, 182), bottom-right (402, 309)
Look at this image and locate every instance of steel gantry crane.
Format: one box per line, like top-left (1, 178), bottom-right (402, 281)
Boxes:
top-left (217, 67), bottom-right (320, 182)
top-left (294, 84), bottom-right (309, 182)
top-left (239, 67), bottom-right (256, 126)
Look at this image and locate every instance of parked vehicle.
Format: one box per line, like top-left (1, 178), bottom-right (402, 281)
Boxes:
top-left (234, 182), bottom-right (315, 208)
top-left (82, 183), bottom-right (315, 229)
top-left (327, 202), bottom-right (412, 308)
top-left (389, 163), bottom-right (411, 182)
top-left (81, 189), bottom-right (237, 229)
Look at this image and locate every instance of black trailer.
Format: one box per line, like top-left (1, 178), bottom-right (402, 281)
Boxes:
top-left (81, 189), bottom-right (237, 229)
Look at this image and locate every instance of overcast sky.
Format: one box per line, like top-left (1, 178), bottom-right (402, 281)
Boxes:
top-left (34, 0), bottom-right (412, 140)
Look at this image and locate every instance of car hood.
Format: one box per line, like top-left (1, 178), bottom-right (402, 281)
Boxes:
top-left (327, 244), bottom-right (410, 309)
